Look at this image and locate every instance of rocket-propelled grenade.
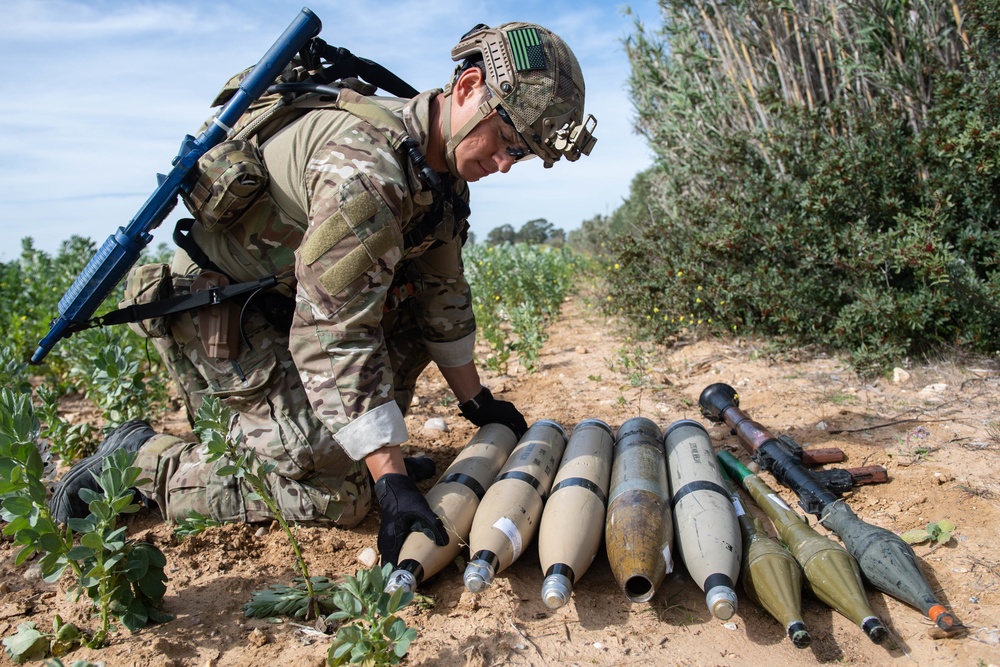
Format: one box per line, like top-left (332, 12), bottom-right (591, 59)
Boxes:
top-left (723, 478), bottom-right (811, 648)
top-left (664, 419), bottom-right (741, 620)
top-left (385, 423), bottom-right (519, 594)
top-left (538, 418), bottom-right (614, 609)
top-left (605, 417), bottom-right (674, 603)
top-left (718, 451), bottom-right (887, 644)
top-left (464, 420), bottom-right (566, 593)
top-left (700, 383), bottom-right (960, 633)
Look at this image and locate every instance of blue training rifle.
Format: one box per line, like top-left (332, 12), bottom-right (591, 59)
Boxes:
top-left (31, 7), bottom-right (322, 364)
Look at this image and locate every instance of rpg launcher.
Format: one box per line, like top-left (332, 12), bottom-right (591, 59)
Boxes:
top-left (699, 382), bottom-right (960, 634)
top-left (30, 7), bottom-right (323, 364)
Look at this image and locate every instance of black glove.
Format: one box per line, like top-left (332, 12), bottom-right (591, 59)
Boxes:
top-left (374, 473), bottom-right (448, 567)
top-left (458, 386), bottom-right (528, 439)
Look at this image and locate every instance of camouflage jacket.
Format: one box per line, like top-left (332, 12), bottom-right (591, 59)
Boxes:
top-left (191, 90), bottom-right (475, 460)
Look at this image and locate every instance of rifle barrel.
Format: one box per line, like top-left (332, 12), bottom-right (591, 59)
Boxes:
top-left (31, 8), bottom-right (322, 364)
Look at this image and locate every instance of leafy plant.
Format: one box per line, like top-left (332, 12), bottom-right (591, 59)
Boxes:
top-left (901, 519), bottom-right (956, 547)
top-left (172, 509), bottom-right (227, 541)
top-left (196, 396), bottom-right (329, 620)
top-left (34, 384), bottom-right (98, 464)
top-left (244, 577), bottom-right (341, 619)
top-left (326, 564), bottom-right (418, 667)
top-left (2, 617), bottom-right (84, 664)
top-left (0, 388), bottom-right (171, 648)
top-left (62, 328), bottom-right (168, 433)
top-left (465, 243), bottom-right (583, 374)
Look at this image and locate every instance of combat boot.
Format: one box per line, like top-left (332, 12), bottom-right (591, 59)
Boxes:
top-left (49, 419), bottom-right (158, 524)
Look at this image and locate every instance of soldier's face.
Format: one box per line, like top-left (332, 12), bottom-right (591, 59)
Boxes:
top-left (454, 111), bottom-right (525, 182)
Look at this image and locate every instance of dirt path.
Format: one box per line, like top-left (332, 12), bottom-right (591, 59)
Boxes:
top-left (3, 297), bottom-right (1000, 666)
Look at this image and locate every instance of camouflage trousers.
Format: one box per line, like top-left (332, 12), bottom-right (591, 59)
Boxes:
top-left (138, 287), bottom-right (431, 527)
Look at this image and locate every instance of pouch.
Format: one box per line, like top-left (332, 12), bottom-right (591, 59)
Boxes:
top-left (120, 262), bottom-right (173, 338)
top-left (182, 139), bottom-right (269, 231)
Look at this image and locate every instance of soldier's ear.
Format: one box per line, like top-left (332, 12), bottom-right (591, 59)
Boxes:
top-left (453, 67), bottom-right (485, 107)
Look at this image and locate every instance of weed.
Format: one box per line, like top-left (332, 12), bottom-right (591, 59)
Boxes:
top-left (326, 564), bottom-right (418, 666)
top-left (0, 389), bottom-right (171, 649)
top-left (172, 510), bottom-right (227, 541)
top-left (901, 519), bottom-right (956, 547)
top-left (196, 396), bottom-right (328, 620)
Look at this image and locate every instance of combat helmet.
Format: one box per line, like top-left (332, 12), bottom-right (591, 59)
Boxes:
top-left (442, 22), bottom-right (597, 172)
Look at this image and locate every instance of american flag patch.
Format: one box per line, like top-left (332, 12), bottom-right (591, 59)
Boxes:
top-left (508, 27), bottom-right (546, 71)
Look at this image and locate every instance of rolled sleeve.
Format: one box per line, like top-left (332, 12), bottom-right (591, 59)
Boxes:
top-left (333, 401), bottom-right (409, 460)
top-left (425, 332), bottom-right (476, 368)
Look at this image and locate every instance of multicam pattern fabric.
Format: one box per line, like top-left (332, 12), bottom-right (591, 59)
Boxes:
top-left (141, 90), bottom-right (476, 525)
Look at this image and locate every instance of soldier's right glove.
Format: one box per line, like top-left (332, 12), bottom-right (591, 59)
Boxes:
top-left (458, 386), bottom-right (528, 439)
top-left (374, 473), bottom-right (448, 567)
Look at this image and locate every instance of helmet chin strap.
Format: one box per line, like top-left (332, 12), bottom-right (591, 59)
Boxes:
top-left (441, 82), bottom-right (502, 177)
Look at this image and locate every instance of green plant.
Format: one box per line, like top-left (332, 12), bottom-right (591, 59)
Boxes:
top-left (901, 519), bottom-right (956, 547)
top-left (196, 396), bottom-right (329, 620)
top-left (172, 509), bottom-right (227, 541)
top-left (34, 384), bottom-right (98, 464)
top-left (465, 243), bottom-right (583, 374)
top-left (0, 388), bottom-right (171, 648)
top-left (62, 328), bottom-right (168, 433)
top-left (609, 0), bottom-right (1000, 376)
top-left (244, 577), bottom-right (341, 620)
top-left (2, 617), bottom-right (84, 664)
top-left (326, 564), bottom-right (418, 667)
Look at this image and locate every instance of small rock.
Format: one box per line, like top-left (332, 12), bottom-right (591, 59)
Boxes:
top-left (247, 628), bottom-right (269, 647)
top-left (815, 421), bottom-right (829, 431)
top-left (970, 596), bottom-right (979, 604)
top-left (575, 346), bottom-right (588, 354)
top-left (23, 564), bottom-right (42, 582)
top-left (423, 417), bottom-right (448, 433)
top-left (933, 472), bottom-right (951, 485)
top-left (723, 622), bottom-right (739, 631)
top-left (358, 547), bottom-right (378, 568)
top-left (593, 642), bottom-right (604, 650)
top-left (918, 383), bottom-right (947, 397)
top-left (410, 395), bottom-right (421, 407)
top-left (892, 367), bottom-right (911, 384)
top-left (0, 581), bottom-right (10, 595)
top-left (254, 526), bottom-right (268, 538)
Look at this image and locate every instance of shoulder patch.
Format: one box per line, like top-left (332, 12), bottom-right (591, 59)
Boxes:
top-left (319, 227), bottom-right (396, 295)
top-left (300, 191), bottom-right (380, 266)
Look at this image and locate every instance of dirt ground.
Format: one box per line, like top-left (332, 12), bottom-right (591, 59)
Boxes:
top-left (3, 297), bottom-right (1000, 667)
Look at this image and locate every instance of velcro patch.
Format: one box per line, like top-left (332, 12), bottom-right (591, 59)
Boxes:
top-left (319, 227), bottom-right (396, 296)
top-left (508, 27), bottom-right (546, 71)
top-left (300, 192), bottom-right (380, 266)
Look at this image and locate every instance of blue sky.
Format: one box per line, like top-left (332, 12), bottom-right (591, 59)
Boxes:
top-left (0, 0), bottom-right (659, 260)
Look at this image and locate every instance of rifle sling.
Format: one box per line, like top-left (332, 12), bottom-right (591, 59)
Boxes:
top-left (68, 275), bottom-right (279, 334)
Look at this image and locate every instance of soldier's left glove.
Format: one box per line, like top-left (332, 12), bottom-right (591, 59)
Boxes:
top-left (458, 386), bottom-right (528, 439)
top-left (374, 473), bottom-right (448, 567)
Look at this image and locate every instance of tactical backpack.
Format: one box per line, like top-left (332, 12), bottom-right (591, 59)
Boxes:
top-left (115, 39), bottom-right (466, 344)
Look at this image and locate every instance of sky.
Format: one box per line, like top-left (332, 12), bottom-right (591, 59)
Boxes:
top-left (0, 0), bottom-right (660, 260)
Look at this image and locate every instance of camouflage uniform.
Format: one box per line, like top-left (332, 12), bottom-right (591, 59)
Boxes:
top-left (139, 89), bottom-right (476, 527)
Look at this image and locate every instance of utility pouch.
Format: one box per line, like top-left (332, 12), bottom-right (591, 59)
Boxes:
top-left (190, 272), bottom-right (242, 359)
top-left (182, 139), bottom-right (269, 231)
top-left (120, 263), bottom-right (173, 338)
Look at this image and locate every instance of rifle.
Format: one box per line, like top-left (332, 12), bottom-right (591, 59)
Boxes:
top-left (30, 7), bottom-right (322, 364)
top-left (699, 382), bottom-right (961, 634)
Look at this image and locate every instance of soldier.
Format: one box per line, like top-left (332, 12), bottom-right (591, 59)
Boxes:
top-left (50, 22), bottom-right (596, 566)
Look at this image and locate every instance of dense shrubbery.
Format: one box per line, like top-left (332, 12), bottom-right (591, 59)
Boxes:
top-left (607, 0), bottom-right (1000, 375)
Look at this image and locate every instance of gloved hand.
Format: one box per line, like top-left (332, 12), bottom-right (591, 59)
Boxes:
top-left (458, 386), bottom-right (528, 438)
top-left (374, 473), bottom-right (448, 567)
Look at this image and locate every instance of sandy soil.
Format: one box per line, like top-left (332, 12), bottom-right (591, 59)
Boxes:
top-left (3, 297), bottom-right (1000, 667)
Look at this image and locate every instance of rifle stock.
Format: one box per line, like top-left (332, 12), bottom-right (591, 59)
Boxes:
top-left (31, 7), bottom-right (322, 364)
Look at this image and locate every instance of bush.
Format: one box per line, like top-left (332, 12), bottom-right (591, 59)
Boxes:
top-left (608, 0), bottom-right (1000, 375)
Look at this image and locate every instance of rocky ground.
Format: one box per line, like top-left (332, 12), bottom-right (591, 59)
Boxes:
top-left (2, 297), bottom-right (999, 666)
